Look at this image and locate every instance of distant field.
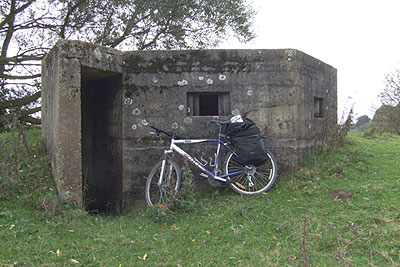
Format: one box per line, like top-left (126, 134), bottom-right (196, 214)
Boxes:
top-left (1, 129), bottom-right (399, 266)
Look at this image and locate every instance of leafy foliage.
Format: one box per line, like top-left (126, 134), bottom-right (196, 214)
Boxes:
top-left (372, 104), bottom-right (400, 135)
top-left (0, 0), bottom-right (255, 125)
top-left (352, 115), bottom-right (371, 131)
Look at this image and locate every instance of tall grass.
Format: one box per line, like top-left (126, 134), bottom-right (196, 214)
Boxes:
top-left (0, 129), bottom-right (399, 266)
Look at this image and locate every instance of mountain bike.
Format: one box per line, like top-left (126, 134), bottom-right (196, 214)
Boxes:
top-left (145, 119), bottom-right (278, 206)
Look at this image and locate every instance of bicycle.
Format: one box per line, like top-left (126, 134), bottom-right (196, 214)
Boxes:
top-left (145, 119), bottom-right (278, 206)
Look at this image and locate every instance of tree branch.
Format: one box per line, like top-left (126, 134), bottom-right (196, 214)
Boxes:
top-left (1, 0), bottom-right (16, 76)
top-left (21, 106), bottom-right (41, 115)
top-left (0, 91), bottom-right (41, 110)
top-left (139, 26), bottom-right (169, 50)
top-left (0, 0), bottom-right (35, 30)
top-left (105, 12), bottom-right (153, 48)
top-left (0, 105), bottom-right (41, 125)
top-left (0, 112), bottom-right (41, 125)
top-left (1, 0), bottom-right (15, 53)
top-left (0, 55), bottom-right (44, 64)
top-left (19, 116), bottom-right (41, 125)
top-left (59, 0), bottom-right (88, 38)
top-left (0, 73), bottom-right (41, 79)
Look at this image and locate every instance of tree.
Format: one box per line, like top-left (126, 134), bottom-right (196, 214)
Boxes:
top-left (352, 115), bottom-right (371, 131)
top-left (376, 68), bottom-right (400, 134)
top-left (380, 68), bottom-right (400, 107)
top-left (0, 0), bottom-right (255, 126)
top-left (372, 105), bottom-right (396, 133)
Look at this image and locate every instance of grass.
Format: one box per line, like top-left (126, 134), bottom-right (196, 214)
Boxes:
top-left (0, 129), bottom-right (399, 266)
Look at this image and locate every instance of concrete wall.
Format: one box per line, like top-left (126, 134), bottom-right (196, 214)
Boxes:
top-left (42, 41), bottom-right (83, 204)
top-left (296, 51), bottom-right (337, 160)
top-left (120, 49), bottom-right (337, 210)
top-left (42, 40), bottom-right (124, 206)
top-left (41, 40), bottom-right (336, 211)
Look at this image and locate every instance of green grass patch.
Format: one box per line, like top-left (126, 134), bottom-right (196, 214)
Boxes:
top-left (0, 129), bottom-right (399, 266)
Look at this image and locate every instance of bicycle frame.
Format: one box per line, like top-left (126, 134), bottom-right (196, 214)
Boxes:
top-left (158, 135), bottom-right (249, 185)
top-left (146, 119), bottom-right (278, 205)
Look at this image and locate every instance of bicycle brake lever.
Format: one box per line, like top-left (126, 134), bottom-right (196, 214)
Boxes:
top-left (150, 130), bottom-right (161, 136)
top-left (150, 126), bottom-right (162, 135)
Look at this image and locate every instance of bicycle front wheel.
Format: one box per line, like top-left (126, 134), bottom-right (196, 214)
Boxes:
top-left (145, 159), bottom-right (182, 206)
top-left (224, 150), bottom-right (277, 195)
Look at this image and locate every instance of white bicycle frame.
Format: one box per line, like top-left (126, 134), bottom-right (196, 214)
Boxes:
top-left (158, 137), bottom-right (249, 186)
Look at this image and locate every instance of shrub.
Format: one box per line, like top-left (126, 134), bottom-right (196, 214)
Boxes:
top-left (372, 104), bottom-right (400, 135)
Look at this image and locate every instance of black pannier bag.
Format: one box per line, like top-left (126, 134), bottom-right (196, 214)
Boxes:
top-left (225, 118), bottom-right (268, 166)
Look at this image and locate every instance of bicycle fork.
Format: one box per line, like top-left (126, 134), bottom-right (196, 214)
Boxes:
top-left (157, 150), bottom-right (173, 186)
top-left (157, 159), bottom-right (167, 186)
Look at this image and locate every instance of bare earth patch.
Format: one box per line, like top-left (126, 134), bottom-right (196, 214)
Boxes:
top-left (329, 188), bottom-right (354, 201)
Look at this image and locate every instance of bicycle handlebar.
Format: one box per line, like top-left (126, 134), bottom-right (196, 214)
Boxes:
top-left (150, 126), bottom-right (185, 139)
top-left (150, 126), bottom-right (171, 136)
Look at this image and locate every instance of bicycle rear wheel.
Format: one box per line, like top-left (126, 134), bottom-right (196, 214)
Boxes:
top-left (145, 159), bottom-right (182, 206)
top-left (224, 150), bottom-right (277, 195)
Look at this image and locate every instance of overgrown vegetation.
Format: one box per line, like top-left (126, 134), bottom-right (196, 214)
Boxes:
top-left (1, 128), bottom-right (399, 266)
top-left (145, 166), bottom-right (200, 223)
top-left (312, 107), bottom-right (354, 155)
top-left (368, 104), bottom-right (400, 136)
top-left (352, 115), bottom-right (372, 132)
top-left (1, 123), bottom-right (44, 195)
top-left (368, 67), bottom-right (400, 135)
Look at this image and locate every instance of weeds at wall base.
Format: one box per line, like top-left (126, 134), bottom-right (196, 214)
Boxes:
top-left (144, 165), bottom-right (201, 223)
top-left (0, 120), bottom-right (60, 216)
top-left (311, 107), bottom-right (354, 160)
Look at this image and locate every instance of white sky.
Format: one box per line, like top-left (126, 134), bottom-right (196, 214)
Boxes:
top-left (219, 0), bottom-right (400, 118)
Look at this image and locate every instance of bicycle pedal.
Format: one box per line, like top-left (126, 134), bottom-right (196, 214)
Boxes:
top-left (235, 182), bottom-right (246, 190)
top-left (200, 173), bottom-right (208, 178)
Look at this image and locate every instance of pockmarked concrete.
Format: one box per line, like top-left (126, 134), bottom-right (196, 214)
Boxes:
top-left (42, 40), bottom-right (336, 212)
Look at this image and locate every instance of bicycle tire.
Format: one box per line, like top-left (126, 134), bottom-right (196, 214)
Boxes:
top-left (224, 149), bottom-right (277, 195)
top-left (145, 159), bottom-right (182, 206)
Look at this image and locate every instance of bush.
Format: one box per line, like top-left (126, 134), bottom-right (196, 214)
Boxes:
top-left (372, 104), bottom-right (400, 135)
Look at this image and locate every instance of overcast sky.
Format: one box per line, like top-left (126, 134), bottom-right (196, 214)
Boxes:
top-left (219, 0), bottom-right (400, 119)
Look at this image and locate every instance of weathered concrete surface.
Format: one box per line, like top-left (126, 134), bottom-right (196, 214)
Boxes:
top-left (42, 40), bottom-right (336, 212)
top-left (42, 40), bottom-right (123, 207)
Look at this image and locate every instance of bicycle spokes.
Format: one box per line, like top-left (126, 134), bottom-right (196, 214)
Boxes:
top-left (225, 151), bottom-right (277, 194)
top-left (146, 160), bottom-right (181, 206)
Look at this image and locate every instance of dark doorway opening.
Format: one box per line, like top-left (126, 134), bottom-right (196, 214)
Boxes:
top-left (81, 67), bottom-right (122, 213)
